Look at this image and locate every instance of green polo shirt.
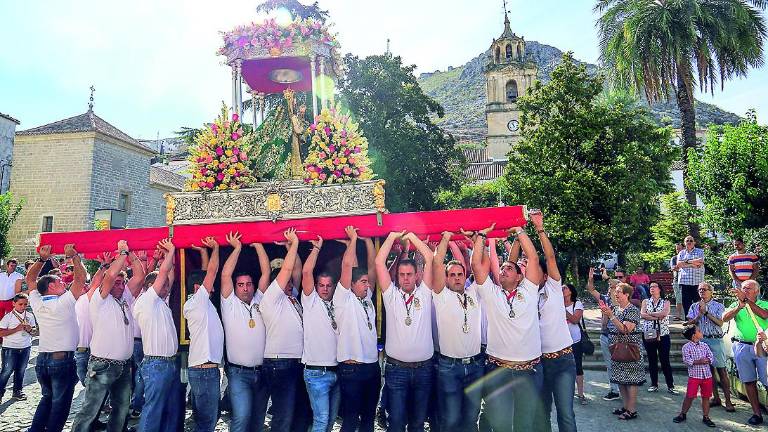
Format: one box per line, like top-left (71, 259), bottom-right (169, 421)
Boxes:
top-left (728, 300), bottom-right (768, 343)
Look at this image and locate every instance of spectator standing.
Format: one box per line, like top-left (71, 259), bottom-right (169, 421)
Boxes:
top-left (0, 293), bottom-right (36, 402)
top-left (728, 238), bottom-right (760, 288)
top-left (587, 270), bottom-right (621, 401)
top-left (676, 236), bottom-right (705, 314)
top-left (0, 259), bottom-right (23, 324)
top-left (640, 282), bottom-right (676, 394)
top-left (673, 325), bottom-right (717, 428)
top-left (670, 243), bottom-right (684, 320)
top-left (564, 283), bottom-right (586, 405)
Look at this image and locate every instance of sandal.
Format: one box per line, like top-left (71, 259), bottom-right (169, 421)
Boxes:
top-left (612, 407), bottom-right (627, 415)
top-left (709, 399), bottom-right (722, 408)
top-left (725, 404), bottom-right (736, 413)
top-left (618, 411), bottom-right (638, 420)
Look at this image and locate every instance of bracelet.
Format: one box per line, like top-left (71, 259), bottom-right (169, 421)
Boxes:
top-left (312, 246), bottom-right (321, 251)
top-left (478, 233), bottom-right (488, 239)
top-left (120, 250), bottom-right (129, 256)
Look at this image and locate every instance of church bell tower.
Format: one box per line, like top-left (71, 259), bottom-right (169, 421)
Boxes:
top-left (484, 8), bottom-right (538, 159)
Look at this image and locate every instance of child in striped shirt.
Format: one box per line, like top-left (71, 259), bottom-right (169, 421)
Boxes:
top-left (673, 325), bottom-right (716, 428)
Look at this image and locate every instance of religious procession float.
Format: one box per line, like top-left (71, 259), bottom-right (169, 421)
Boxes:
top-left (39, 12), bottom-right (527, 345)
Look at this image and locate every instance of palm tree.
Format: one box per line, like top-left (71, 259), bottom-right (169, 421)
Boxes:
top-left (595, 0), bottom-right (767, 239)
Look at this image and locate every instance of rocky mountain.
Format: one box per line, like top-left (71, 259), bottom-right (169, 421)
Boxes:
top-left (418, 41), bottom-right (742, 141)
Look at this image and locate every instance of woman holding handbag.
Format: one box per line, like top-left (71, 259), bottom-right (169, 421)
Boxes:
top-left (563, 283), bottom-right (587, 405)
top-left (599, 283), bottom-right (645, 420)
top-left (640, 281), bottom-right (676, 394)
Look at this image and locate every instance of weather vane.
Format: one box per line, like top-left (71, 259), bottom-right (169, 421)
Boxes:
top-left (88, 85), bottom-right (95, 111)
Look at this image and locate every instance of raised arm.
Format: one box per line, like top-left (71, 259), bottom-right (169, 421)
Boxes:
top-left (469, 225), bottom-right (495, 285)
top-left (190, 244), bottom-right (210, 270)
top-left (403, 232), bottom-right (433, 288)
top-left (432, 231), bottom-right (452, 295)
top-left (512, 226), bottom-right (542, 286)
top-left (153, 239), bottom-right (175, 295)
top-left (375, 231), bottom-right (405, 293)
top-left (302, 236), bottom-right (323, 296)
top-left (448, 240), bottom-right (466, 271)
top-left (200, 237), bottom-right (220, 294)
top-left (101, 241), bottom-right (129, 299)
top-left (125, 247), bottom-right (146, 299)
top-left (339, 226), bottom-right (358, 290)
top-left (67, 244), bottom-right (86, 300)
top-left (274, 229), bottom-right (299, 290)
top-left (362, 236), bottom-right (376, 286)
top-left (586, 267), bottom-right (601, 302)
top-left (508, 237), bottom-right (521, 263)
top-left (251, 242), bottom-right (270, 293)
top-left (221, 231), bottom-right (242, 299)
top-left (530, 210), bottom-right (560, 282)
top-left (25, 245), bottom-right (51, 292)
top-left (489, 238), bottom-right (501, 285)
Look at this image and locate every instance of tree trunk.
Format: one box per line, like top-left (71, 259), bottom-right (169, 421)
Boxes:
top-left (570, 253), bottom-right (579, 286)
top-left (675, 68), bottom-right (702, 241)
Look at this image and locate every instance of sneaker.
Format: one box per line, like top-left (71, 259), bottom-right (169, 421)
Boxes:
top-left (602, 391), bottom-right (620, 401)
top-left (578, 394), bottom-right (588, 405)
top-left (647, 386), bottom-right (658, 392)
top-left (129, 409), bottom-right (141, 419)
top-left (11, 392), bottom-right (26, 401)
top-left (702, 416), bottom-right (716, 428)
top-left (748, 415), bottom-right (764, 425)
top-left (673, 413), bottom-right (687, 423)
top-left (667, 387), bottom-right (679, 395)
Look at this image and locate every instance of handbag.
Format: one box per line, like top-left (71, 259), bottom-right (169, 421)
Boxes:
top-left (609, 340), bottom-right (641, 362)
top-left (577, 312), bottom-right (595, 356)
top-left (643, 299), bottom-right (662, 341)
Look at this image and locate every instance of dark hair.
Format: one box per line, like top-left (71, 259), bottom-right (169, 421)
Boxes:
top-left (734, 237), bottom-right (744, 243)
top-left (682, 325), bottom-right (697, 341)
top-left (269, 267), bottom-right (281, 282)
top-left (48, 268), bottom-right (62, 276)
top-left (352, 267), bottom-right (368, 283)
top-left (13, 293), bottom-right (28, 302)
top-left (187, 270), bottom-right (205, 290)
top-left (24, 260), bottom-right (34, 268)
top-left (144, 271), bottom-right (159, 288)
top-left (397, 259), bottom-right (418, 273)
top-left (445, 260), bottom-right (466, 275)
top-left (563, 283), bottom-right (578, 303)
top-left (316, 272), bottom-right (335, 285)
top-left (7, 258), bottom-right (17, 265)
top-left (233, 272), bottom-right (253, 282)
top-left (501, 261), bottom-right (521, 274)
top-left (37, 275), bottom-right (60, 295)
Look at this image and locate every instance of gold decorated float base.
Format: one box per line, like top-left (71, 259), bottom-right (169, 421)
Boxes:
top-left (165, 180), bottom-right (386, 225)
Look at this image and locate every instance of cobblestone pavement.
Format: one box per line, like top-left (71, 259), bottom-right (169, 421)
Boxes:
top-left (0, 345), bottom-right (765, 431)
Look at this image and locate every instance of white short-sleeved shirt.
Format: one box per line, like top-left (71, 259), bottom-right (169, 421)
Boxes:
top-left (260, 280), bottom-right (303, 359)
top-left (301, 290), bottom-right (338, 366)
top-left (183, 286), bottom-right (225, 366)
top-left (29, 290), bottom-right (79, 353)
top-left (133, 287), bottom-right (178, 357)
top-left (383, 282), bottom-right (433, 362)
top-left (0, 272), bottom-right (23, 301)
top-left (221, 291), bottom-right (265, 367)
top-left (130, 289), bottom-right (147, 339)
top-left (538, 277), bottom-right (575, 353)
top-left (566, 301), bottom-right (584, 343)
top-left (0, 310), bottom-right (36, 349)
top-left (75, 294), bottom-right (93, 348)
top-left (476, 277), bottom-right (541, 362)
top-left (432, 286), bottom-right (482, 358)
top-left (431, 302), bottom-right (440, 353)
top-left (89, 289), bottom-right (135, 360)
top-left (334, 282), bottom-right (378, 363)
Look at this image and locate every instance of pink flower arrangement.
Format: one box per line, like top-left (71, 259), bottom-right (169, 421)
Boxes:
top-left (218, 17), bottom-right (339, 57)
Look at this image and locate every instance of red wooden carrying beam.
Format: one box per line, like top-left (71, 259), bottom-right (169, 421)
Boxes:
top-left (38, 206), bottom-right (527, 255)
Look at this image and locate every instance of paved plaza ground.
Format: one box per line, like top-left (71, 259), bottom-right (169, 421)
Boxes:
top-left (0, 344), bottom-right (764, 432)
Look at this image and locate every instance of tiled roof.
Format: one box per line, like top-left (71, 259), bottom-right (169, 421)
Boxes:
top-left (16, 110), bottom-right (154, 153)
top-left (0, 112), bottom-right (20, 124)
top-left (149, 165), bottom-right (185, 191)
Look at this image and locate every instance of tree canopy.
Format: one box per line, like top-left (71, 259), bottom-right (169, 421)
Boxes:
top-left (0, 192), bottom-right (23, 259)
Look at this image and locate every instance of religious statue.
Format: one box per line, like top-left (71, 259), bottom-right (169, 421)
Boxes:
top-left (285, 89), bottom-right (307, 179)
top-left (249, 89), bottom-right (308, 181)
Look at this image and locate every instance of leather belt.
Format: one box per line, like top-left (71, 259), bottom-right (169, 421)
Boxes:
top-left (76, 347), bottom-right (89, 353)
top-left (42, 351), bottom-right (74, 360)
top-left (342, 360), bottom-right (363, 365)
top-left (189, 362), bottom-right (219, 369)
top-left (386, 356), bottom-right (431, 369)
top-left (227, 362), bottom-right (261, 371)
top-left (542, 346), bottom-right (573, 360)
top-left (439, 352), bottom-right (484, 365)
top-left (90, 355), bottom-right (129, 366)
top-left (732, 338), bottom-right (754, 346)
top-left (134, 337), bottom-right (142, 342)
top-left (487, 355), bottom-right (540, 371)
top-left (305, 365), bottom-right (338, 372)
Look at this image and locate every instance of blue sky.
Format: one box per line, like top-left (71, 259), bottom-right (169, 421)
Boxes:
top-left (1, 0), bottom-right (766, 139)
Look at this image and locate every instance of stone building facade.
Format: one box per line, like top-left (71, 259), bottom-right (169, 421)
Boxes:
top-left (0, 112), bottom-right (20, 193)
top-left (8, 109), bottom-right (184, 259)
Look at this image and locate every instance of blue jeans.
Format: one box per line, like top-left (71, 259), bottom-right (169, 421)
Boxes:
top-left (74, 349), bottom-right (90, 387)
top-left (436, 355), bottom-right (484, 432)
top-left (599, 333), bottom-right (619, 392)
top-left (483, 362), bottom-right (545, 432)
top-left (29, 351), bottom-right (77, 432)
top-left (139, 357), bottom-right (183, 432)
top-left (262, 358), bottom-right (311, 432)
top-left (188, 367), bottom-right (221, 432)
top-left (540, 353), bottom-right (577, 432)
top-left (304, 367), bottom-right (341, 432)
top-left (0, 346), bottom-right (30, 396)
top-left (130, 339), bottom-right (145, 411)
top-left (226, 365), bottom-right (268, 432)
top-left (339, 362), bottom-right (381, 432)
top-left (71, 358), bottom-right (132, 432)
top-left (385, 360), bottom-right (433, 432)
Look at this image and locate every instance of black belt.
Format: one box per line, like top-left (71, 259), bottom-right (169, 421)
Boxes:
top-left (386, 356), bottom-right (432, 369)
top-left (90, 355), bottom-right (129, 365)
top-left (227, 362), bottom-right (261, 371)
top-left (134, 337), bottom-right (142, 342)
top-left (305, 365), bottom-right (338, 372)
top-left (732, 338), bottom-right (754, 346)
top-left (439, 352), bottom-right (484, 365)
top-left (264, 357), bottom-right (301, 363)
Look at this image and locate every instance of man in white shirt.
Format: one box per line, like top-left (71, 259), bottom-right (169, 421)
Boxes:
top-left (472, 223), bottom-right (545, 432)
top-left (74, 257), bottom-right (108, 387)
top-left (375, 231), bottom-right (435, 432)
top-left (530, 211), bottom-right (577, 432)
top-left (301, 235), bottom-right (340, 432)
top-left (259, 228), bottom-right (311, 432)
top-left (220, 231), bottom-right (269, 432)
top-left (0, 259), bottom-right (23, 327)
top-left (183, 236), bottom-right (224, 432)
top-left (133, 239), bottom-right (183, 432)
top-left (26, 243), bottom-right (85, 432)
top-left (72, 240), bottom-right (146, 432)
top-left (431, 231), bottom-right (484, 432)
top-left (0, 293), bottom-right (36, 402)
top-left (335, 226), bottom-right (380, 432)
